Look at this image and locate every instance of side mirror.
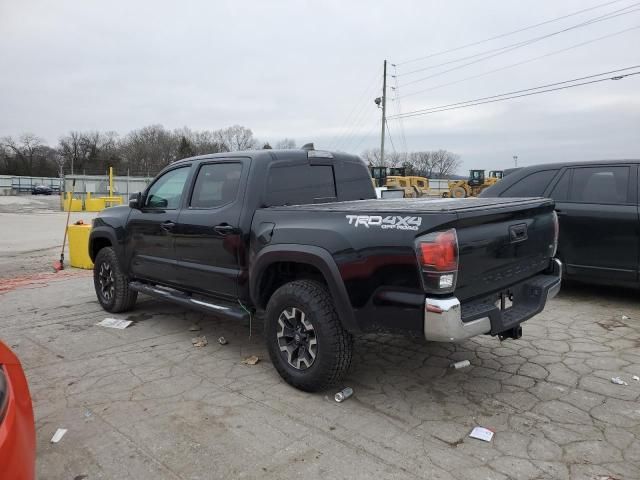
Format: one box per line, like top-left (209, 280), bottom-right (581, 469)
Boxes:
top-left (129, 192), bottom-right (142, 209)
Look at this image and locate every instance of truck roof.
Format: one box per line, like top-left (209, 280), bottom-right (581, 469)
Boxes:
top-left (171, 149), bottom-right (365, 165)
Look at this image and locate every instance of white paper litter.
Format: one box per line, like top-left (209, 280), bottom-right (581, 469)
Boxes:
top-left (633, 375), bottom-right (640, 382)
top-left (622, 315), bottom-right (629, 320)
top-left (51, 428), bottom-right (67, 443)
top-left (469, 426), bottom-right (494, 442)
top-left (97, 318), bottom-right (133, 329)
top-left (611, 377), bottom-right (628, 386)
top-left (451, 360), bottom-right (471, 369)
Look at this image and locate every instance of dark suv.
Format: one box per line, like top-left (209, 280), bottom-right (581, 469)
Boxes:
top-left (481, 160), bottom-right (640, 288)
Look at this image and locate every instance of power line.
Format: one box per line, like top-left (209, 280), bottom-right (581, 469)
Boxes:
top-left (385, 118), bottom-right (398, 155)
top-left (395, 3), bottom-right (640, 79)
top-left (388, 69), bottom-right (640, 120)
top-left (394, 0), bottom-right (628, 66)
top-left (331, 69), bottom-right (381, 150)
top-left (395, 6), bottom-right (640, 88)
top-left (349, 121), bottom-right (381, 154)
top-left (392, 66), bottom-right (409, 153)
top-left (395, 24), bottom-right (640, 100)
top-left (390, 65), bottom-right (640, 117)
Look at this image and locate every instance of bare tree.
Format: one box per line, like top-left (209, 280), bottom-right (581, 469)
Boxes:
top-left (216, 125), bottom-right (257, 151)
top-left (430, 149), bottom-right (461, 178)
top-left (360, 148), bottom-right (383, 166)
top-left (275, 138), bottom-right (296, 149)
top-left (120, 125), bottom-right (177, 175)
top-left (1, 133), bottom-right (46, 175)
top-left (58, 131), bottom-right (83, 174)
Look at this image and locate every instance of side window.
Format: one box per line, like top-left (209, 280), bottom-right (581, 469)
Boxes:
top-left (549, 170), bottom-right (570, 201)
top-left (334, 159), bottom-right (376, 201)
top-left (190, 163), bottom-right (243, 209)
top-left (267, 164), bottom-right (336, 205)
top-left (501, 170), bottom-right (558, 197)
top-left (568, 166), bottom-right (629, 204)
top-left (145, 167), bottom-right (190, 209)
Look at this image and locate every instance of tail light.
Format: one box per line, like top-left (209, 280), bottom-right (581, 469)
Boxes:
top-left (551, 211), bottom-right (559, 257)
top-left (415, 228), bottom-right (459, 293)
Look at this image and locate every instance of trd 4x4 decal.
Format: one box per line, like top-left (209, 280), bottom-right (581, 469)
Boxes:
top-left (346, 215), bottom-right (422, 231)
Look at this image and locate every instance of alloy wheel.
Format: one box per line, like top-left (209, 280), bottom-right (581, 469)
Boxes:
top-left (98, 262), bottom-right (115, 302)
top-left (276, 307), bottom-right (318, 370)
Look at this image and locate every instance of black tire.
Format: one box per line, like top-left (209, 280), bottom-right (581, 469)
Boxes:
top-left (265, 280), bottom-right (353, 392)
top-left (93, 247), bottom-right (137, 313)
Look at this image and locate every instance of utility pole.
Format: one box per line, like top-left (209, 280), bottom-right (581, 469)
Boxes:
top-left (513, 155), bottom-right (518, 167)
top-left (380, 60), bottom-right (387, 166)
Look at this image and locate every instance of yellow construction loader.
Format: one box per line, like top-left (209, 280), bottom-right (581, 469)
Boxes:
top-left (446, 169), bottom-right (503, 198)
top-left (386, 175), bottom-right (430, 198)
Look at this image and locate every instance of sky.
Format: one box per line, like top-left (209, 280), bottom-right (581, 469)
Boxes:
top-left (1, 0), bottom-right (639, 172)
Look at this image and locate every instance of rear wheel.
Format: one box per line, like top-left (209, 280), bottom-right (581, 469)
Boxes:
top-left (451, 186), bottom-right (467, 198)
top-left (93, 247), bottom-right (137, 313)
top-left (265, 280), bottom-right (353, 392)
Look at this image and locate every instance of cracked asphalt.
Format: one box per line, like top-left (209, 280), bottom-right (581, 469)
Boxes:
top-left (1, 199), bottom-right (639, 479)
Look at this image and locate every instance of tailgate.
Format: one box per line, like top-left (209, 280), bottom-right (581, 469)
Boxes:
top-left (453, 198), bottom-right (556, 302)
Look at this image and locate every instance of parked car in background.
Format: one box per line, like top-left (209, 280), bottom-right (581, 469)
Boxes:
top-left (0, 341), bottom-right (35, 480)
top-left (32, 184), bottom-right (53, 195)
top-left (481, 160), bottom-right (640, 288)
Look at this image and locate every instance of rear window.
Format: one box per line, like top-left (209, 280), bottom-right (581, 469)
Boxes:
top-left (568, 166), bottom-right (629, 204)
top-left (501, 169), bottom-right (558, 197)
top-left (267, 164), bottom-right (336, 206)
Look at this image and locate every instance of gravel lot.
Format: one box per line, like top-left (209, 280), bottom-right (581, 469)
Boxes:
top-left (1, 202), bottom-right (639, 480)
top-left (0, 195), bottom-right (96, 279)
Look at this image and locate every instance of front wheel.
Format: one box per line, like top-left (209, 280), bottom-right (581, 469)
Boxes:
top-left (265, 280), bottom-right (353, 392)
top-left (93, 247), bottom-right (137, 313)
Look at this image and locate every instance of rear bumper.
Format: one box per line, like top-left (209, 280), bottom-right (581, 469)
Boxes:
top-left (424, 258), bottom-right (562, 342)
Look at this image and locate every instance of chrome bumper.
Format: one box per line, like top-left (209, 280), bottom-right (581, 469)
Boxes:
top-left (424, 259), bottom-right (562, 342)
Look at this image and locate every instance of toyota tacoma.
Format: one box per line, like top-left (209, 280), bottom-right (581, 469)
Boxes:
top-left (89, 146), bottom-right (561, 391)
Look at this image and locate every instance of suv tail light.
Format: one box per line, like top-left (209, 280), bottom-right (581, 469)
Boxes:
top-left (415, 228), bottom-right (459, 293)
top-left (551, 210), bottom-right (559, 257)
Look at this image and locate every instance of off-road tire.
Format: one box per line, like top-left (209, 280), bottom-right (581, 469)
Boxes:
top-left (265, 280), bottom-right (353, 392)
top-left (451, 186), bottom-right (467, 198)
top-left (93, 247), bottom-right (137, 313)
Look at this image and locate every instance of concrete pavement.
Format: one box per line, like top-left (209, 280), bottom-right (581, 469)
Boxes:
top-left (1, 274), bottom-right (639, 479)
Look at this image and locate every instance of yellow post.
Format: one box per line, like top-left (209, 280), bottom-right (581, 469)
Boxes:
top-left (109, 166), bottom-right (113, 198)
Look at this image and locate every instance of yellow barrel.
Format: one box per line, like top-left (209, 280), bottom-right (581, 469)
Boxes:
top-left (67, 224), bottom-right (93, 269)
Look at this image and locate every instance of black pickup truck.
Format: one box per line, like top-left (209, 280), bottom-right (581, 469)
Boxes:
top-left (89, 147), bottom-right (561, 391)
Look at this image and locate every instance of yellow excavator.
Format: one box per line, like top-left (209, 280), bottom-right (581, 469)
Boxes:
top-left (445, 169), bottom-right (504, 198)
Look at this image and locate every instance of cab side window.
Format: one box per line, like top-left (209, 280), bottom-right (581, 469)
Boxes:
top-left (145, 167), bottom-right (190, 209)
top-left (501, 170), bottom-right (558, 197)
top-left (549, 170), bottom-right (570, 201)
top-left (190, 163), bottom-right (243, 209)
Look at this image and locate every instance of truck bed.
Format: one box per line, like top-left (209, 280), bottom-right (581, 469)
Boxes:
top-left (266, 197), bottom-right (553, 213)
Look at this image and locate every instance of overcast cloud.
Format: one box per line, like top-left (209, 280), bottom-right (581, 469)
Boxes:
top-left (1, 0), bottom-right (639, 171)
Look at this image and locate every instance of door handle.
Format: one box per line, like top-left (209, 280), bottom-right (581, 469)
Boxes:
top-left (213, 224), bottom-right (235, 235)
top-left (160, 221), bottom-right (175, 232)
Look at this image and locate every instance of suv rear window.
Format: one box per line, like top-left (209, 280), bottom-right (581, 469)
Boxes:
top-left (501, 169), bottom-right (558, 197)
top-left (267, 164), bottom-right (336, 206)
